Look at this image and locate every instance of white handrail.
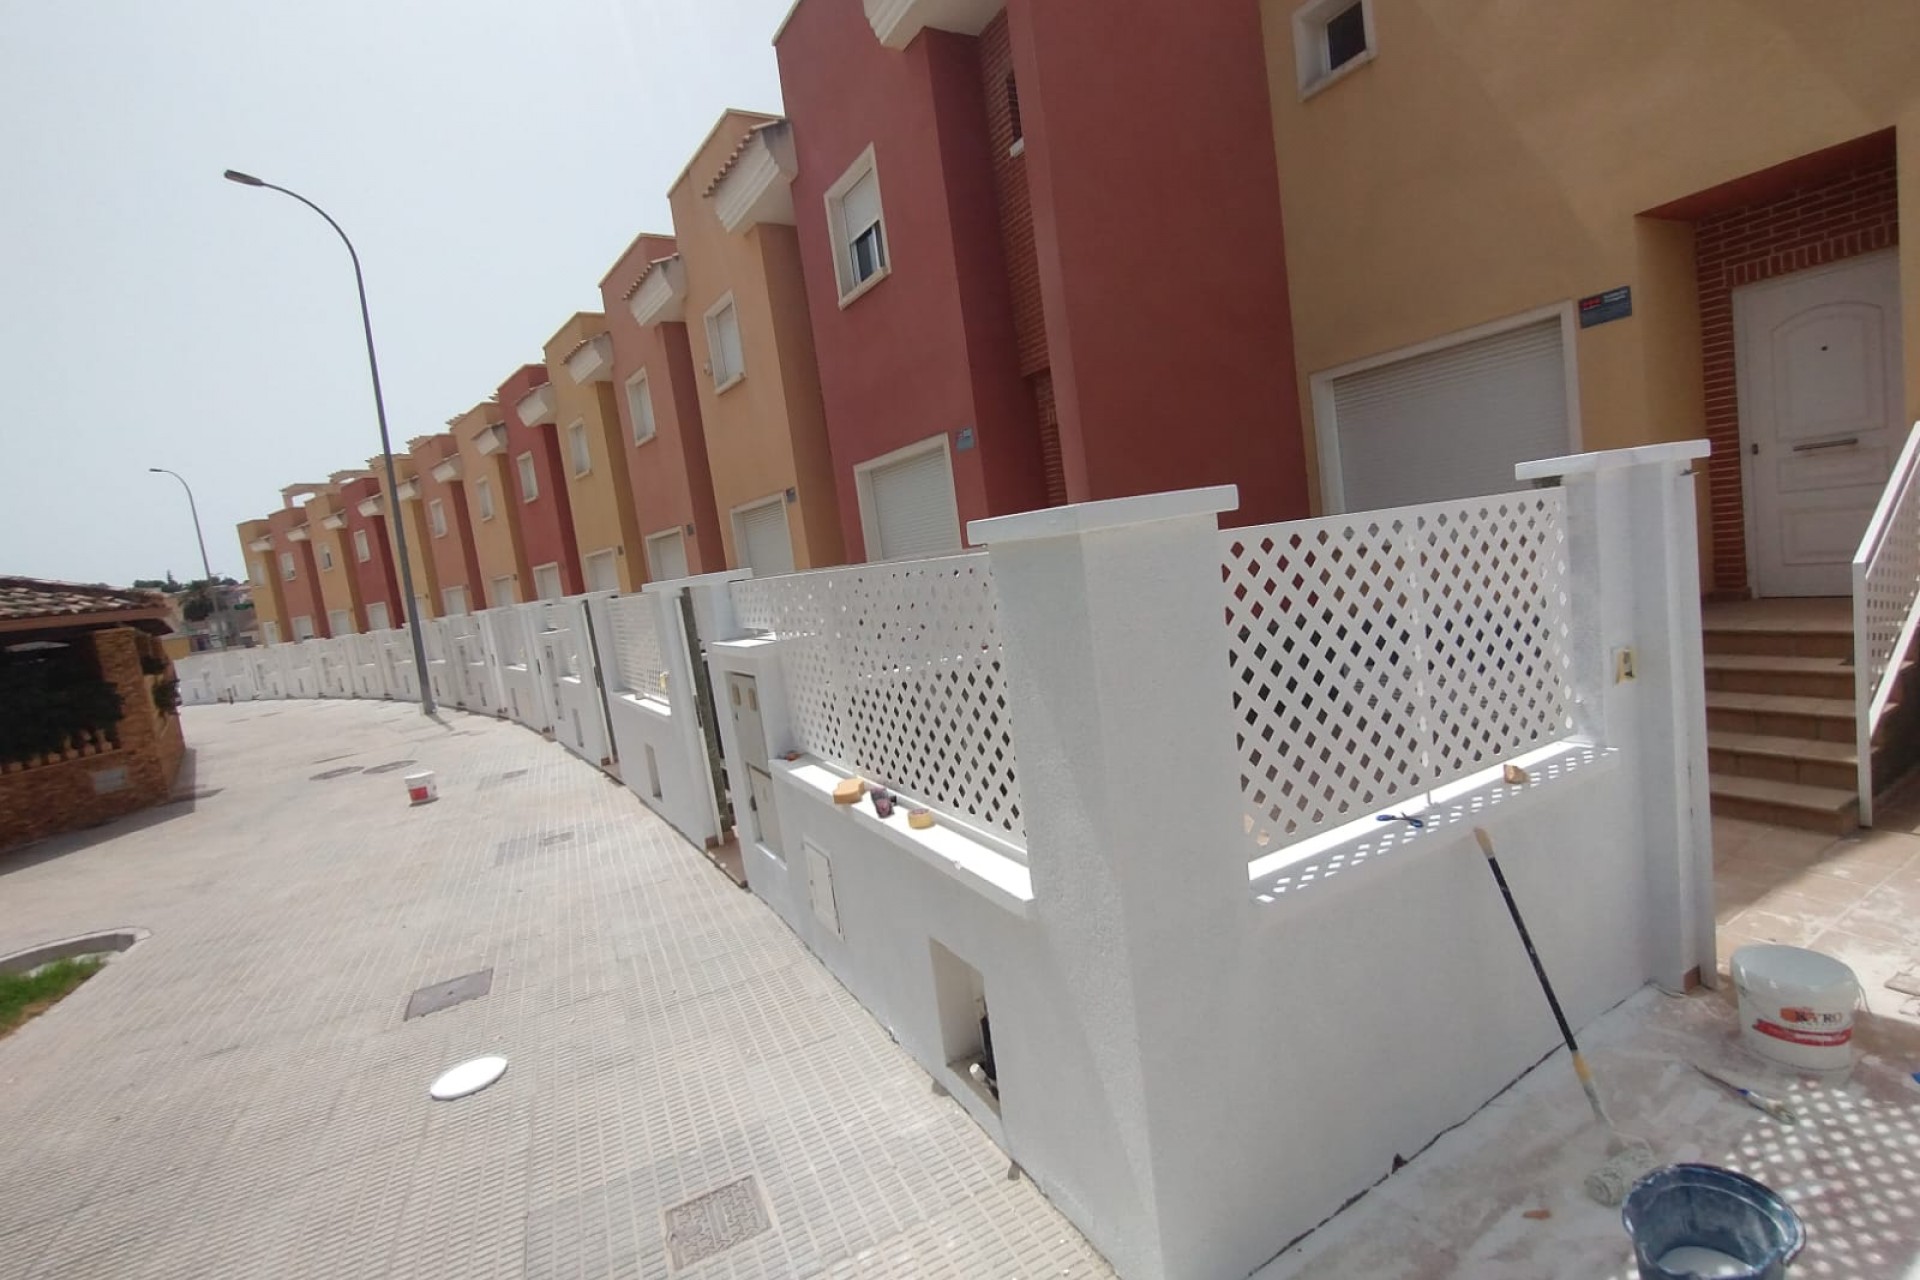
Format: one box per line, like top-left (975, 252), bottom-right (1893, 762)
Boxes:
top-left (1850, 420), bottom-right (1920, 826)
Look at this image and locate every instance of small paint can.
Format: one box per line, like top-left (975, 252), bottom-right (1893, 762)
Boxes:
top-left (405, 771), bottom-right (438, 805)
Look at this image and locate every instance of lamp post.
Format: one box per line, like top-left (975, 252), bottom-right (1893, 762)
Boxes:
top-left (147, 466), bottom-right (227, 650)
top-left (222, 169), bottom-right (435, 714)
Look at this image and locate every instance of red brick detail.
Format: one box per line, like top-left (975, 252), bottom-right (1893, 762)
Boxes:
top-left (980, 13), bottom-right (1048, 378)
top-left (1694, 155), bottom-right (1900, 594)
top-left (1033, 371), bottom-right (1067, 506)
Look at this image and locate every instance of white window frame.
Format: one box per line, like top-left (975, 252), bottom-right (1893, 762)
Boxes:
top-left (328, 608), bottom-right (352, 636)
top-left (366, 601), bottom-right (390, 631)
top-left (429, 498), bottom-right (448, 538)
top-left (318, 543), bottom-right (335, 571)
top-left (489, 576), bottom-right (517, 607)
top-left (645, 526), bottom-right (689, 582)
top-left (292, 615), bottom-right (315, 640)
top-left (251, 558), bottom-right (267, 585)
top-left (825, 145), bottom-right (891, 307)
top-left (853, 433), bottom-right (962, 561)
top-left (476, 476), bottom-right (495, 521)
top-left (1307, 301), bottom-right (1583, 515)
top-left (626, 369), bottom-right (657, 445)
top-left (730, 493), bottom-right (793, 575)
top-left (582, 548), bottom-right (620, 593)
top-left (262, 620), bottom-right (280, 645)
top-left (352, 528), bottom-right (370, 562)
top-left (1293, 0), bottom-right (1376, 99)
top-left (532, 562), bottom-right (565, 601)
top-left (704, 293), bottom-right (746, 392)
top-left (443, 584), bottom-right (470, 616)
top-left (280, 551), bottom-right (296, 580)
top-left (517, 451), bottom-right (539, 503)
top-left (567, 420), bottom-right (592, 477)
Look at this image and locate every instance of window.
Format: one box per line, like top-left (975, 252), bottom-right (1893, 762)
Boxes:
top-left (263, 620), bottom-right (280, 645)
top-left (856, 436), bottom-right (963, 561)
top-left (251, 558), bottom-right (266, 585)
top-left (489, 575), bottom-right (517, 607)
top-left (476, 476), bottom-right (495, 521)
top-left (318, 543), bottom-right (334, 571)
top-left (533, 563), bottom-right (565, 601)
top-left (583, 549), bottom-right (619, 593)
top-left (705, 295), bottom-right (745, 389)
top-left (732, 495), bottom-right (795, 577)
top-left (646, 527), bottom-right (689, 582)
top-left (353, 529), bottom-right (370, 562)
top-left (1294, 0), bottom-right (1374, 96)
top-left (517, 452), bottom-right (539, 502)
top-left (825, 147), bottom-right (889, 302)
top-left (328, 608), bottom-right (352, 636)
top-left (280, 551), bottom-right (296, 580)
top-left (1006, 74), bottom-right (1024, 155)
top-left (292, 615), bottom-right (315, 640)
top-left (568, 421), bottom-right (592, 476)
top-left (366, 601), bottom-right (390, 630)
top-left (429, 499), bottom-right (447, 538)
top-left (626, 370), bottom-right (657, 445)
top-left (443, 584), bottom-right (470, 616)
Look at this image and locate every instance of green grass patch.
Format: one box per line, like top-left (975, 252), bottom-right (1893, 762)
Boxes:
top-left (0, 956), bottom-right (104, 1038)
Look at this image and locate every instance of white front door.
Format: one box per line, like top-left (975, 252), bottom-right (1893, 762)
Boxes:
top-left (1738, 250), bottom-right (1905, 597)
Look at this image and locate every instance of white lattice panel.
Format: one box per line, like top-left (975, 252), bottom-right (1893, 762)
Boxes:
top-left (731, 555), bottom-right (1024, 841)
top-left (1223, 491), bottom-right (1574, 852)
top-left (606, 595), bottom-right (672, 703)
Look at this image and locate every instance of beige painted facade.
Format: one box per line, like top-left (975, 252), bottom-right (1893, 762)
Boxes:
top-left (1261, 0), bottom-right (1920, 582)
top-left (671, 110), bottom-right (844, 571)
top-left (371, 452), bottom-right (440, 622)
top-left (299, 483), bottom-right (363, 634)
top-left (235, 518), bottom-right (286, 643)
top-left (542, 313), bottom-right (647, 592)
top-left (450, 405), bottom-right (529, 607)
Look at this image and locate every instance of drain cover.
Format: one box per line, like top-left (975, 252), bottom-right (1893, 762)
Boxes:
top-left (539, 830), bottom-right (575, 848)
top-left (429, 1055), bottom-right (508, 1101)
top-left (663, 1176), bottom-right (771, 1270)
top-left (362, 759), bottom-right (418, 775)
top-left (310, 767), bottom-right (362, 782)
top-left (404, 968), bottom-right (493, 1020)
top-left (498, 769), bottom-right (529, 782)
top-left (493, 829), bottom-right (575, 866)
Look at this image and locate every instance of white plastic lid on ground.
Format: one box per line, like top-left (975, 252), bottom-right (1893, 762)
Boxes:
top-left (429, 1055), bottom-right (508, 1100)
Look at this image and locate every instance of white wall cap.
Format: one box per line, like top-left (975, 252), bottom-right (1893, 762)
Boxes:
top-left (640, 568), bottom-right (753, 596)
top-left (1515, 440), bottom-right (1710, 482)
top-left (967, 485), bottom-right (1239, 545)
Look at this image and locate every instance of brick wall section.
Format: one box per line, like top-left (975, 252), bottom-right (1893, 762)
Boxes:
top-left (980, 13), bottom-right (1047, 378)
top-left (1033, 372), bottom-right (1067, 506)
top-left (0, 628), bottom-right (185, 851)
top-left (1695, 156), bottom-right (1900, 594)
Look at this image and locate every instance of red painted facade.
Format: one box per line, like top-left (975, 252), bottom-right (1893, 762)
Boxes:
top-left (264, 505), bottom-right (327, 637)
top-left (598, 233), bottom-right (726, 575)
top-left (496, 364), bottom-right (583, 597)
top-left (338, 475), bottom-right (401, 627)
top-left (407, 434), bottom-right (483, 609)
top-left (778, 0), bottom-right (1044, 560)
top-left (775, 0), bottom-right (1309, 553)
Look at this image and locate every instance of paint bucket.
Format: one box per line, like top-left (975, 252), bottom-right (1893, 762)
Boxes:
top-left (1730, 944), bottom-right (1859, 1072)
top-left (1621, 1164), bottom-right (1803, 1279)
top-left (405, 771), bottom-right (437, 805)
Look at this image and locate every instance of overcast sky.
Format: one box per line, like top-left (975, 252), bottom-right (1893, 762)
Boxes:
top-left (0, 0), bottom-right (794, 586)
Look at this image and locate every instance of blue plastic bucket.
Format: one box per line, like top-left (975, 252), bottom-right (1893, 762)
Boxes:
top-left (1621, 1164), bottom-right (1804, 1279)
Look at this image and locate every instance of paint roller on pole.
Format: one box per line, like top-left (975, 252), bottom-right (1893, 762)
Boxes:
top-left (1473, 825), bottom-right (1656, 1205)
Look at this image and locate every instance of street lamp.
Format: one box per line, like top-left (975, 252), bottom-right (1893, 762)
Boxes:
top-left (148, 466), bottom-right (227, 650)
top-left (222, 168), bottom-right (436, 714)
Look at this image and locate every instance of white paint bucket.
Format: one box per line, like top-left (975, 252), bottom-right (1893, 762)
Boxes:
top-left (1730, 944), bottom-right (1859, 1072)
top-left (405, 771), bottom-right (437, 805)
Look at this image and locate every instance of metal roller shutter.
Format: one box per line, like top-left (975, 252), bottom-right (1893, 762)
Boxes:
top-left (737, 499), bottom-right (795, 576)
top-left (1330, 317), bottom-right (1569, 511)
top-left (647, 529), bottom-right (689, 582)
top-left (865, 446), bottom-right (962, 560)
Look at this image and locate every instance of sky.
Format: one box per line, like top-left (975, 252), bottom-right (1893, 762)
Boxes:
top-left (0, 0), bottom-right (797, 587)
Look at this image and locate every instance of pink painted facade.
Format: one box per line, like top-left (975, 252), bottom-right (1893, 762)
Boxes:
top-left (496, 364), bottom-right (583, 598)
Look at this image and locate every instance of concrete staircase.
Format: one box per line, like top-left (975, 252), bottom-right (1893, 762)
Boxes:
top-left (1705, 599), bottom-right (1865, 833)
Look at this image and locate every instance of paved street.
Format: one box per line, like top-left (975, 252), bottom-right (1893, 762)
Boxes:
top-left (0, 701), bottom-right (1111, 1279)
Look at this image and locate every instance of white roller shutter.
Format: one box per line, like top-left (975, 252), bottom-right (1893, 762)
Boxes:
top-left (1330, 317), bottom-right (1569, 511)
top-left (647, 528), bottom-right (689, 582)
top-left (864, 445), bottom-right (961, 560)
top-left (737, 499), bottom-right (795, 576)
top-left (842, 170), bottom-right (882, 238)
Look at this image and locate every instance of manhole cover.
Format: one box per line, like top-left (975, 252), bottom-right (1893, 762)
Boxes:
top-left (663, 1176), bottom-right (771, 1270)
top-left (539, 831), bottom-right (574, 848)
top-left (404, 968), bottom-right (493, 1020)
top-left (310, 767), bottom-right (362, 782)
top-left (312, 752), bottom-right (357, 765)
top-left (362, 760), bottom-right (418, 775)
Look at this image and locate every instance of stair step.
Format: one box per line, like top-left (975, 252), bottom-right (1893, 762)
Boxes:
top-left (1705, 690), bottom-right (1856, 742)
top-left (1707, 730), bottom-right (1857, 790)
top-left (1703, 629), bottom-right (1851, 660)
top-left (1709, 773), bottom-right (1858, 835)
top-left (1704, 653), bottom-right (1855, 698)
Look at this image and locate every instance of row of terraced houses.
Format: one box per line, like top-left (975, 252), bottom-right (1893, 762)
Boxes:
top-left (242, 0), bottom-right (1919, 650)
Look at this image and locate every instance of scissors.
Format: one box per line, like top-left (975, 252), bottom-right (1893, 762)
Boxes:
top-left (1691, 1062), bottom-right (1797, 1126)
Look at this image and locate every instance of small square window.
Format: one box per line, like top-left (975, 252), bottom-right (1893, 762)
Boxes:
top-left (627, 370), bottom-right (657, 444)
top-left (568, 421), bottom-right (592, 477)
top-left (517, 452), bottom-right (539, 502)
top-left (476, 476), bottom-right (495, 521)
top-left (429, 499), bottom-right (447, 538)
top-left (1294, 0), bottom-right (1374, 96)
top-left (705, 297), bottom-right (745, 389)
